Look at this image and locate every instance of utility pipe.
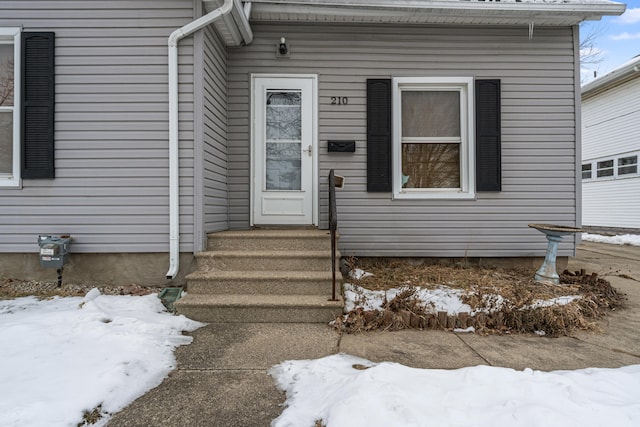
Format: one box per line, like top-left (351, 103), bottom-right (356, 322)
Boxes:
top-left (166, 0), bottom-right (252, 279)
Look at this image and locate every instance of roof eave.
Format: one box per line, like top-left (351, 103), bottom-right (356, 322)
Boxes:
top-left (222, 0), bottom-right (626, 26)
top-left (582, 56), bottom-right (640, 98)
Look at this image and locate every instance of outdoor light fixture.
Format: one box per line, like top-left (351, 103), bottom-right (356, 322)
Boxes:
top-left (277, 37), bottom-right (289, 57)
top-left (279, 37), bottom-right (287, 54)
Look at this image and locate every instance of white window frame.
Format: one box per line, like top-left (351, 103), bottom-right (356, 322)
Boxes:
top-left (617, 154), bottom-right (638, 177)
top-left (581, 163), bottom-right (592, 180)
top-left (0, 27), bottom-right (21, 188)
top-left (596, 158), bottom-right (615, 179)
top-left (392, 77), bottom-right (475, 200)
top-left (583, 151), bottom-right (640, 182)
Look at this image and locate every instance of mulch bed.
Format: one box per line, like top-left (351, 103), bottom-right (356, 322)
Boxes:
top-left (334, 259), bottom-right (625, 336)
top-left (0, 277), bottom-right (155, 300)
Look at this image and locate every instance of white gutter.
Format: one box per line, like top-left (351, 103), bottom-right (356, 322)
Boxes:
top-left (244, 0), bottom-right (625, 25)
top-left (166, 0), bottom-right (252, 279)
top-left (582, 56), bottom-right (640, 99)
top-left (245, 0), bottom-right (626, 14)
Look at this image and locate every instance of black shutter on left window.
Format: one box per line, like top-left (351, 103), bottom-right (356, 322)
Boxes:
top-left (366, 79), bottom-right (392, 192)
top-left (475, 79), bottom-right (501, 191)
top-left (21, 32), bottom-right (55, 179)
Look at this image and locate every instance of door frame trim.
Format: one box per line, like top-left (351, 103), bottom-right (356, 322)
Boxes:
top-left (250, 73), bottom-right (319, 227)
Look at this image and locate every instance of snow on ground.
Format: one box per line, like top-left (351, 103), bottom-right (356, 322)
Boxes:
top-left (349, 268), bottom-right (374, 280)
top-left (582, 233), bottom-right (640, 246)
top-left (343, 283), bottom-right (472, 314)
top-left (527, 295), bottom-right (582, 309)
top-left (270, 354), bottom-right (640, 427)
top-left (343, 282), bottom-right (578, 317)
top-left (0, 290), bottom-right (203, 427)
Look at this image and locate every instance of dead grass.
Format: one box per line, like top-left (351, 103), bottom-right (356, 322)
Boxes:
top-left (77, 404), bottom-right (104, 426)
top-left (335, 259), bottom-right (625, 337)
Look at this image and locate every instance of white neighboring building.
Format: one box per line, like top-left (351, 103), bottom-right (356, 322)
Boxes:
top-left (581, 56), bottom-right (640, 230)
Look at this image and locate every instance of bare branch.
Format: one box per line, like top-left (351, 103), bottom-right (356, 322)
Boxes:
top-left (579, 22), bottom-right (608, 67)
top-left (0, 57), bottom-right (14, 106)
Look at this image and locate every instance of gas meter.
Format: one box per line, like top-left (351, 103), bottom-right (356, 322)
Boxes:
top-left (38, 235), bottom-right (72, 285)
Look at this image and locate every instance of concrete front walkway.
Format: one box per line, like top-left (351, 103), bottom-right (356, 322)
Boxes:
top-left (108, 242), bottom-right (640, 427)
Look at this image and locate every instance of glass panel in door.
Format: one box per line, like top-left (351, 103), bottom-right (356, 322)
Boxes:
top-left (265, 91), bottom-right (302, 191)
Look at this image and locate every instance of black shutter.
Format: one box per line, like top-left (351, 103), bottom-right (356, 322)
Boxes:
top-left (475, 79), bottom-right (501, 191)
top-left (21, 32), bottom-right (55, 179)
top-left (366, 79), bottom-right (392, 192)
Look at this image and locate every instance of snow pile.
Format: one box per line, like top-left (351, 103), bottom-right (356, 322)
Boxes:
top-left (582, 233), bottom-right (640, 246)
top-left (270, 354), bottom-right (640, 427)
top-left (0, 290), bottom-right (204, 427)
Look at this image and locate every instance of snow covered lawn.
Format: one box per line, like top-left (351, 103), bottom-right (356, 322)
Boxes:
top-left (270, 354), bottom-right (640, 427)
top-left (0, 290), bottom-right (203, 427)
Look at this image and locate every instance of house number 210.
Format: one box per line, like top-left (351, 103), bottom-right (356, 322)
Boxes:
top-left (330, 96), bottom-right (348, 105)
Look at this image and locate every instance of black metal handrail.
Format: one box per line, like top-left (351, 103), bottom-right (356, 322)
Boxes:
top-left (328, 169), bottom-right (338, 301)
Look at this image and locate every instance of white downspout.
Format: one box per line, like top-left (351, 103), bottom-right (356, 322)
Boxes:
top-left (166, 0), bottom-right (252, 279)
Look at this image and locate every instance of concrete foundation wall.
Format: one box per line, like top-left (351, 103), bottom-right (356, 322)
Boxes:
top-left (0, 252), bottom-right (565, 289)
top-left (0, 253), bottom-right (194, 287)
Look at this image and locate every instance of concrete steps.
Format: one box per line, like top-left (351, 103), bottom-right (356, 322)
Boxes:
top-left (175, 294), bottom-right (342, 323)
top-left (206, 229), bottom-right (333, 251)
top-left (186, 270), bottom-right (334, 295)
top-left (175, 229), bottom-right (342, 323)
top-left (194, 250), bottom-right (334, 271)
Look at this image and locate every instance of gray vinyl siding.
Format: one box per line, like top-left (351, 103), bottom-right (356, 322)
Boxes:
top-left (202, 25), bottom-right (229, 235)
top-left (0, 0), bottom-right (197, 253)
top-left (228, 23), bottom-right (578, 257)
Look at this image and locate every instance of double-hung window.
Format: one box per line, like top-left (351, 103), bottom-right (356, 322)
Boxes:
top-left (393, 77), bottom-right (474, 199)
top-left (0, 28), bottom-right (20, 187)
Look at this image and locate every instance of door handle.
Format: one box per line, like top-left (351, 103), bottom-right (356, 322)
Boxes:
top-left (303, 145), bottom-right (312, 157)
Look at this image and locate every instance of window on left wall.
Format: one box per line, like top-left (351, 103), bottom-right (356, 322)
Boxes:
top-left (0, 28), bottom-right (20, 187)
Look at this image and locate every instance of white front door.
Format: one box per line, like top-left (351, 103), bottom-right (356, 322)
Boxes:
top-left (252, 75), bottom-right (317, 225)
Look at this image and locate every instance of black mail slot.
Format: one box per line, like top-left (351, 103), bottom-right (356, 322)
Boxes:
top-left (328, 140), bottom-right (356, 153)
